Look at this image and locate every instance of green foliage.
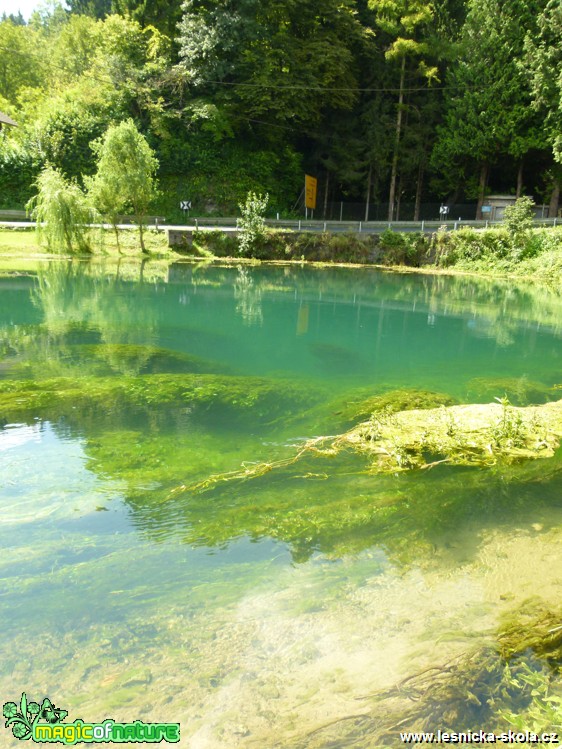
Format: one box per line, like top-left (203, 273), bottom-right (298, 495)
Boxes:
top-left (432, 0), bottom-right (547, 195)
top-left (431, 223), bottom-right (562, 273)
top-left (88, 119), bottom-right (159, 252)
top-left (190, 230), bottom-right (239, 258)
top-left (0, 141), bottom-right (38, 209)
top-left (237, 191), bottom-right (269, 256)
top-left (378, 228), bottom-right (426, 265)
top-left (503, 195), bottom-right (535, 237)
top-left (525, 0), bottom-right (562, 163)
top-left (177, 0), bottom-right (364, 128)
top-left (26, 166), bottom-right (95, 254)
top-left (292, 232), bottom-right (375, 264)
top-left (0, 0), bottom-right (561, 218)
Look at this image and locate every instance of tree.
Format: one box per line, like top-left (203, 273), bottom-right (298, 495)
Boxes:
top-left (525, 0), bottom-right (562, 211)
top-left (432, 0), bottom-right (547, 217)
top-left (66, 0), bottom-right (112, 18)
top-left (368, 0), bottom-right (440, 220)
top-left (177, 0), bottom-right (365, 130)
top-left (0, 18), bottom-right (45, 105)
top-left (88, 119), bottom-right (158, 253)
top-left (27, 166), bottom-right (95, 254)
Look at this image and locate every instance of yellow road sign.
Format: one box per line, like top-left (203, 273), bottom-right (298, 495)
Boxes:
top-left (305, 175), bottom-right (317, 210)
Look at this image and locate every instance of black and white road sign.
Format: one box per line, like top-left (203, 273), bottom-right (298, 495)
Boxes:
top-left (180, 200), bottom-right (192, 210)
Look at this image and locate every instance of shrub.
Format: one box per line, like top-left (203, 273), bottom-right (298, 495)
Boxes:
top-left (237, 191), bottom-right (269, 256)
top-left (379, 229), bottom-right (425, 266)
top-left (503, 196), bottom-right (535, 237)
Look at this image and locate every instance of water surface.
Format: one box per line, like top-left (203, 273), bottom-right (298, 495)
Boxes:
top-left (1, 260), bottom-right (561, 746)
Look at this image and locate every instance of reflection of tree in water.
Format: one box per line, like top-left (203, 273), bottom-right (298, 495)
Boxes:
top-left (233, 266), bottom-right (263, 326)
top-left (11, 260), bottom-right (166, 377)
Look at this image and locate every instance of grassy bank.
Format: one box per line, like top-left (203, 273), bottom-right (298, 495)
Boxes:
top-left (0, 226), bottom-right (171, 261)
top-left (4, 222), bottom-right (562, 282)
top-left (183, 223), bottom-right (562, 280)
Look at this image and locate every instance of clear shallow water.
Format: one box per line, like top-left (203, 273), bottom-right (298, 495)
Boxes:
top-left (1, 260), bottom-right (562, 746)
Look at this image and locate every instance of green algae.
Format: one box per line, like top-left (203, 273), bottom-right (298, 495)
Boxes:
top-left (466, 376), bottom-right (557, 406)
top-left (328, 387), bottom-right (457, 427)
top-left (80, 417), bottom-right (562, 566)
top-left (0, 372), bottom-right (323, 431)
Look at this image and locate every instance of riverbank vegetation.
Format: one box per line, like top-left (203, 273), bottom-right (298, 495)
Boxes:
top-left (3, 1), bottom-right (562, 221)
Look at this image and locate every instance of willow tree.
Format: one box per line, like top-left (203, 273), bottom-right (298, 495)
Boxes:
top-left (87, 119), bottom-right (158, 254)
top-left (27, 166), bottom-right (94, 254)
top-left (368, 0), bottom-right (439, 221)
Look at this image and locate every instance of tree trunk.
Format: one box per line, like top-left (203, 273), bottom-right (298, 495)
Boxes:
top-left (548, 179), bottom-right (560, 218)
top-left (395, 174), bottom-right (403, 221)
top-left (476, 162), bottom-right (489, 220)
top-left (414, 161), bottom-right (424, 221)
top-left (388, 56), bottom-right (406, 222)
top-left (323, 171), bottom-right (330, 219)
top-left (364, 163), bottom-right (372, 222)
top-left (113, 223), bottom-right (122, 254)
top-left (139, 221), bottom-right (147, 253)
top-left (516, 161), bottom-right (524, 198)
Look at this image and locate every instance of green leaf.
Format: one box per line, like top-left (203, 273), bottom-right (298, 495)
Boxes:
top-left (19, 693), bottom-right (27, 721)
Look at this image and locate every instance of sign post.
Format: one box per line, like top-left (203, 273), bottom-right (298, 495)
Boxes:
top-left (305, 175), bottom-right (317, 219)
top-left (180, 200), bottom-right (192, 220)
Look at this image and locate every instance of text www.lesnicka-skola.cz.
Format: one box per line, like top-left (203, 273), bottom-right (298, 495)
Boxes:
top-left (400, 730), bottom-right (560, 744)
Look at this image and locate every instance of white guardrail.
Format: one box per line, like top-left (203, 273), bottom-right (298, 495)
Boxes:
top-left (1, 213), bottom-right (560, 233)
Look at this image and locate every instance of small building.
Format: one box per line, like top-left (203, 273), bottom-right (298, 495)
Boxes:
top-left (0, 111), bottom-right (17, 129)
top-left (481, 195), bottom-right (547, 221)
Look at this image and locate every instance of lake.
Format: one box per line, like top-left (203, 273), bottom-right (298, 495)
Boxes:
top-left (1, 260), bottom-right (561, 746)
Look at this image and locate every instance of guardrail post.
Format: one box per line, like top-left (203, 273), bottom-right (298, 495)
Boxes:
top-left (421, 220), bottom-right (424, 232)
top-left (298, 220), bottom-right (301, 231)
top-left (454, 221), bottom-right (458, 230)
top-left (485, 220), bottom-right (488, 228)
top-left (195, 218), bottom-right (198, 229)
top-left (555, 218), bottom-right (558, 228)
top-left (323, 221), bottom-right (327, 232)
top-left (359, 221), bottom-right (362, 233)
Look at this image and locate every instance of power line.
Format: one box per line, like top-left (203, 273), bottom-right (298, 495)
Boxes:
top-left (0, 41), bottom-right (482, 97)
top-left (196, 78), bottom-right (478, 94)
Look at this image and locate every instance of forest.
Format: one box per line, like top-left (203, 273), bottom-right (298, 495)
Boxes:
top-left (1, 0), bottom-right (562, 222)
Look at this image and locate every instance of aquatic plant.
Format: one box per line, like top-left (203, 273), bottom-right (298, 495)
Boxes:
top-left (0, 372), bottom-right (323, 431)
top-left (282, 602), bottom-right (562, 747)
top-left (329, 387), bottom-right (456, 427)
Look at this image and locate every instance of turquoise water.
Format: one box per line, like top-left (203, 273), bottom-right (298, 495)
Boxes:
top-left (1, 261), bottom-right (561, 746)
